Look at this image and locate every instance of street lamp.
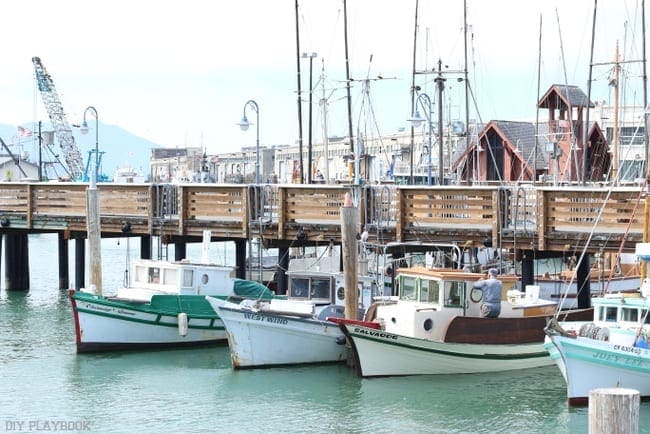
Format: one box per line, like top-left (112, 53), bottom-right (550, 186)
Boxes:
top-left (408, 93), bottom-right (433, 185)
top-left (80, 106), bottom-right (99, 183)
top-left (238, 100), bottom-right (260, 184)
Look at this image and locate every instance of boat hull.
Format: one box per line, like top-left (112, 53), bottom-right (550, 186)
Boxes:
top-left (342, 324), bottom-right (552, 377)
top-left (546, 333), bottom-right (650, 405)
top-left (215, 305), bottom-right (347, 368)
top-left (70, 290), bottom-right (226, 352)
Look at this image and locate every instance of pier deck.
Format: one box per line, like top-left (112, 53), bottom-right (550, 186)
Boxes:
top-left (0, 182), bottom-right (645, 254)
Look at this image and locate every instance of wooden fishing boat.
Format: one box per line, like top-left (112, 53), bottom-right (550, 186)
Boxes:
top-left (339, 267), bottom-right (592, 377)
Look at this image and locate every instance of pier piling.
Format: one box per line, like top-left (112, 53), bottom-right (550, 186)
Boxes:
top-left (58, 233), bottom-right (69, 290)
top-left (74, 238), bottom-right (85, 291)
top-left (589, 388), bottom-right (639, 434)
top-left (4, 233), bottom-right (29, 291)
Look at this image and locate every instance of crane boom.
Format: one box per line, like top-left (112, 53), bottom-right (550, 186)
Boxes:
top-left (31, 56), bottom-right (85, 180)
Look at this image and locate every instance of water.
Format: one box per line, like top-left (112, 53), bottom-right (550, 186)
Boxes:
top-left (1, 234), bottom-right (649, 433)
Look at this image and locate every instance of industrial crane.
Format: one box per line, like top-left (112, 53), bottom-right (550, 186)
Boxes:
top-left (31, 56), bottom-right (85, 180)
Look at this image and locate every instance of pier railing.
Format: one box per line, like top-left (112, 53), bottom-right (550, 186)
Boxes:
top-left (0, 182), bottom-right (645, 253)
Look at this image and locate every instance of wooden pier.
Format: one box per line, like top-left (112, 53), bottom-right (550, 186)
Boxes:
top-left (0, 181), bottom-right (646, 290)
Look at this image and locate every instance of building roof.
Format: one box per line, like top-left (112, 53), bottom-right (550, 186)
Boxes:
top-left (489, 120), bottom-right (549, 169)
top-left (538, 84), bottom-right (594, 110)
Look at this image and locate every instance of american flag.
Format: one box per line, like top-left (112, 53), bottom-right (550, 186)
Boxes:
top-left (17, 126), bottom-right (32, 137)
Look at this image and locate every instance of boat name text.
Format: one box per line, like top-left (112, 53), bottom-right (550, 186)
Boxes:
top-left (243, 312), bottom-right (288, 325)
top-left (353, 328), bottom-right (398, 340)
top-left (593, 349), bottom-right (642, 367)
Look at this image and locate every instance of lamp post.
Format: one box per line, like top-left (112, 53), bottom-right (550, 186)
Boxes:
top-left (238, 100), bottom-right (260, 184)
top-left (238, 100), bottom-right (262, 283)
top-left (408, 93), bottom-right (433, 185)
top-left (302, 52), bottom-right (317, 183)
top-left (80, 106), bottom-right (99, 183)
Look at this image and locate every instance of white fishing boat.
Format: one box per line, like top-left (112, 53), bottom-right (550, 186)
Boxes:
top-left (339, 267), bottom-right (592, 377)
top-left (543, 243), bottom-right (650, 405)
top-left (207, 242), bottom-right (471, 369)
top-left (206, 269), bottom-right (376, 368)
top-left (69, 232), bottom-right (274, 353)
top-left (535, 253), bottom-right (640, 310)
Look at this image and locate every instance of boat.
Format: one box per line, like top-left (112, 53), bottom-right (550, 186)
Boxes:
top-left (543, 243), bottom-right (650, 405)
top-left (338, 266), bottom-right (593, 377)
top-left (535, 253), bottom-right (640, 310)
top-left (69, 257), bottom-right (274, 353)
top-left (207, 241), bottom-right (472, 369)
top-left (206, 268), bottom-right (377, 368)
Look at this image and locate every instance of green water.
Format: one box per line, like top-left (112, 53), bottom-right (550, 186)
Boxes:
top-left (1, 235), bottom-right (649, 433)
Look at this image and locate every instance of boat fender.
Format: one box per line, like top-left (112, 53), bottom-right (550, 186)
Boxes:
top-left (423, 318), bottom-right (433, 332)
top-left (178, 313), bottom-right (188, 337)
top-left (336, 336), bottom-right (347, 345)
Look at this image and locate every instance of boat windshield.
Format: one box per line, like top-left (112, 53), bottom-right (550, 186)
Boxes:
top-left (419, 279), bottom-right (440, 303)
top-left (399, 276), bottom-right (417, 301)
top-left (444, 281), bottom-right (464, 308)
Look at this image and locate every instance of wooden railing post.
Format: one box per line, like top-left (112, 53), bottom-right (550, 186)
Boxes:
top-left (537, 188), bottom-right (547, 251)
top-left (277, 186), bottom-right (286, 240)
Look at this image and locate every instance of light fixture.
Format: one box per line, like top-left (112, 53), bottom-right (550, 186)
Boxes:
top-left (238, 115), bottom-right (250, 131)
top-left (408, 111), bottom-right (425, 129)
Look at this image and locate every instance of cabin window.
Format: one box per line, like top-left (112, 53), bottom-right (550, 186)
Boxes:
top-left (310, 277), bottom-right (331, 300)
top-left (621, 307), bottom-right (638, 322)
top-left (290, 277), bottom-right (309, 298)
top-left (399, 276), bottom-right (417, 301)
top-left (163, 269), bottom-right (178, 285)
top-left (643, 310), bottom-right (650, 325)
top-left (604, 306), bottom-right (618, 322)
top-left (182, 270), bottom-right (194, 287)
top-left (419, 279), bottom-right (440, 303)
top-left (148, 267), bottom-right (160, 284)
top-left (444, 281), bottom-right (464, 308)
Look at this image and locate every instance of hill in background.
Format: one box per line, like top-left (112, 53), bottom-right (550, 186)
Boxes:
top-left (0, 122), bottom-right (159, 180)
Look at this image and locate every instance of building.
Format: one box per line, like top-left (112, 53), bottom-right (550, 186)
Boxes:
top-left (0, 156), bottom-right (39, 181)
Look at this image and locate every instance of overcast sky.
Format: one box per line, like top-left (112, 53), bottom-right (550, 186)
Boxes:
top-left (0, 0), bottom-right (645, 156)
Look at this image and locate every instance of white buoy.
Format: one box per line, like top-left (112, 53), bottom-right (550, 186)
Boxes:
top-left (178, 313), bottom-right (188, 336)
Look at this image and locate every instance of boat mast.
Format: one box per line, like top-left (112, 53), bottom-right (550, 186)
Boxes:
top-left (534, 14), bottom-right (542, 186)
top-left (294, 0), bottom-right (304, 183)
top-left (643, 0), bottom-right (648, 180)
top-left (612, 42), bottom-right (621, 182)
top-left (320, 60), bottom-right (331, 183)
top-left (463, 0), bottom-right (470, 184)
top-left (343, 0), bottom-right (355, 181)
top-left (582, 0), bottom-right (598, 186)
top-left (410, 0), bottom-right (419, 184)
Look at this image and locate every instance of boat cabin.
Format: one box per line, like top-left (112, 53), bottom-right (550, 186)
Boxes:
top-left (116, 259), bottom-right (236, 300)
top-left (373, 267), bottom-right (557, 340)
top-left (286, 270), bottom-right (377, 310)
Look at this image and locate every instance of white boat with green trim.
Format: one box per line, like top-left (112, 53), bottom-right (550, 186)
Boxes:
top-left (69, 258), bottom-right (273, 352)
top-left (339, 267), bottom-right (592, 377)
top-left (543, 243), bottom-right (650, 405)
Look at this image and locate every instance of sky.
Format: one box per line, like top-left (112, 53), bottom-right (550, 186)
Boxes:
top-left (0, 0), bottom-right (646, 157)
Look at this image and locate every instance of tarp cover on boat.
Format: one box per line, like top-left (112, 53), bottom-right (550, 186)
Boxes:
top-left (233, 278), bottom-right (275, 300)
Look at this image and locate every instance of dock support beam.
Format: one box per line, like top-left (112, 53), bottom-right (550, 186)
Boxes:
top-left (4, 233), bottom-right (29, 291)
top-left (58, 233), bottom-right (69, 290)
top-left (75, 238), bottom-right (85, 291)
top-left (520, 251), bottom-right (534, 289)
top-left (174, 242), bottom-right (186, 261)
top-left (140, 235), bottom-right (151, 260)
top-left (235, 239), bottom-right (246, 279)
top-left (277, 247), bottom-right (289, 295)
top-left (576, 255), bottom-right (591, 309)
